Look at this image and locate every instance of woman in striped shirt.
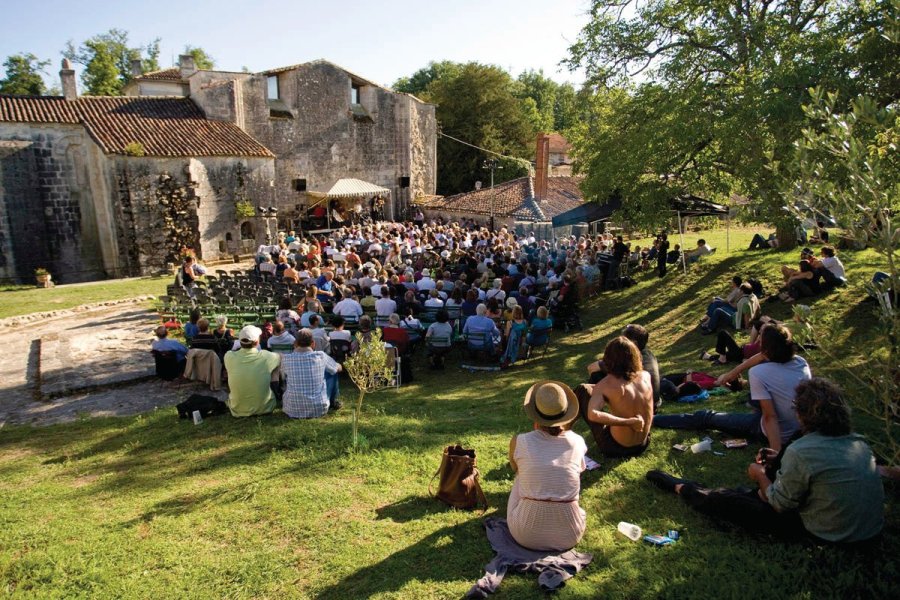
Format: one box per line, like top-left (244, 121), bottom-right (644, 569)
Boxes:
top-left (508, 381), bottom-right (587, 551)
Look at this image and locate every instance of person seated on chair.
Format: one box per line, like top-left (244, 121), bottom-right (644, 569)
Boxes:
top-left (184, 308), bottom-right (202, 341)
top-left (281, 329), bottom-right (342, 419)
top-left (300, 299), bottom-right (323, 328)
top-left (686, 239), bottom-right (712, 264)
top-left (527, 306), bottom-right (553, 345)
top-left (267, 320), bottom-right (295, 348)
top-left (333, 289), bottom-right (364, 319)
top-left (424, 288), bottom-right (445, 308)
top-left (212, 315), bottom-right (234, 345)
top-left (646, 378), bottom-right (883, 544)
top-left (189, 318), bottom-right (217, 348)
top-left (307, 314), bottom-right (330, 354)
top-left (461, 288), bottom-right (480, 317)
top-left (575, 336), bottom-right (653, 458)
top-left (401, 307), bottom-right (424, 345)
top-left (223, 326), bottom-right (282, 417)
top-left (382, 313), bottom-right (411, 355)
top-left (375, 287), bottom-right (397, 320)
top-left (275, 298), bottom-right (301, 329)
top-left (654, 323), bottom-right (811, 452)
top-left (151, 325), bottom-right (188, 363)
top-left (507, 380), bottom-right (587, 551)
top-left (462, 303), bottom-right (501, 354)
top-left (425, 309), bottom-right (453, 369)
top-left (329, 315), bottom-right (353, 345)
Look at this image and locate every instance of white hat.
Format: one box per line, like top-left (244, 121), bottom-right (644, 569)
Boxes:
top-left (238, 325), bottom-right (262, 342)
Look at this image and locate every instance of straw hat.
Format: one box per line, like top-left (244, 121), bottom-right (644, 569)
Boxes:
top-left (523, 381), bottom-right (579, 427)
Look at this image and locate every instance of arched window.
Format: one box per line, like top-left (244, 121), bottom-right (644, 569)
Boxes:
top-left (225, 232), bottom-right (233, 242)
top-left (240, 221), bottom-right (255, 240)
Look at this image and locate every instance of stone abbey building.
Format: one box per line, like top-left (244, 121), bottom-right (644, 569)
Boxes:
top-left (0, 56), bottom-right (436, 284)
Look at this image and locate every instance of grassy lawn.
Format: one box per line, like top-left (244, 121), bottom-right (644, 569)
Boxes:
top-left (0, 276), bottom-right (169, 319)
top-left (1, 227), bottom-right (897, 598)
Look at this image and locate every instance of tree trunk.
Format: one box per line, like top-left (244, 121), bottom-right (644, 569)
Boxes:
top-left (775, 222), bottom-right (798, 250)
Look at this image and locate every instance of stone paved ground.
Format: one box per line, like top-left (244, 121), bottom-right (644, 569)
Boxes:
top-left (0, 300), bottom-right (226, 427)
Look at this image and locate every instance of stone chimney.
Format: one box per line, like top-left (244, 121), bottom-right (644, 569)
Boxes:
top-left (179, 54), bottom-right (196, 78)
top-left (534, 133), bottom-right (550, 202)
top-left (60, 58), bottom-right (77, 101)
top-left (130, 58), bottom-right (143, 77)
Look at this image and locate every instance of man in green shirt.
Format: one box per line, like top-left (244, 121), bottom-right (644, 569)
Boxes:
top-left (223, 325), bottom-right (282, 417)
top-left (647, 377), bottom-right (883, 544)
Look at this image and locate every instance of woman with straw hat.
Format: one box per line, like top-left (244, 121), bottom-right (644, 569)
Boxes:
top-left (507, 381), bottom-right (588, 551)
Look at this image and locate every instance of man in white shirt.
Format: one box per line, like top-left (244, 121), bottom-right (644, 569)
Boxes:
top-left (308, 315), bottom-right (330, 354)
top-left (332, 291), bottom-right (364, 318)
top-left (375, 287), bottom-right (397, 317)
top-left (424, 289), bottom-right (445, 308)
top-left (417, 271), bottom-right (436, 291)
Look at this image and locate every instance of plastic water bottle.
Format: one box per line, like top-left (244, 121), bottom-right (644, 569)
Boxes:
top-left (617, 521), bottom-right (642, 541)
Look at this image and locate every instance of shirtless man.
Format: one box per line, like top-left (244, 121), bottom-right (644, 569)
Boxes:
top-left (574, 336), bottom-right (653, 458)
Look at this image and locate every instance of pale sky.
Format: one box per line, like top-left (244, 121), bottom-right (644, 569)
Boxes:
top-left (0, 0), bottom-right (591, 89)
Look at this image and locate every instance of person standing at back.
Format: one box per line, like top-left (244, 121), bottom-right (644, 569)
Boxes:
top-left (657, 234), bottom-right (669, 278)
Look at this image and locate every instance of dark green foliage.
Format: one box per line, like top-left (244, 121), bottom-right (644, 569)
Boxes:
top-left (565, 0), bottom-right (899, 231)
top-left (0, 53), bottom-right (49, 96)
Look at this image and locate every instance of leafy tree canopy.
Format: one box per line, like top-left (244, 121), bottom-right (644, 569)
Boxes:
top-left (427, 62), bottom-right (536, 195)
top-left (0, 53), bottom-right (49, 96)
top-left (392, 60), bottom-right (462, 96)
top-left (183, 46), bottom-right (215, 70)
top-left (63, 29), bottom-right (159, 95)
top-left (565, 0), bottom-right (899, 232)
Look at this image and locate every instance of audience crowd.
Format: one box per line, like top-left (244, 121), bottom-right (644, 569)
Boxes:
top-left (154, 217), bottom-right (888, 553)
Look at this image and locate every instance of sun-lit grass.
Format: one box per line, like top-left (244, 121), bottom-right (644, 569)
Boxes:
top-left (0, 276), bottom-right (169, 319)
top-left (0, 227), bottom-right (897, 598)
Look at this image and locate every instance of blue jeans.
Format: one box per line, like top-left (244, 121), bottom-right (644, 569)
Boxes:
top-left (653, 409), bottom-right (763, 439)
top-left (705, 299), bottom-right (730, 319)
top-left (706, 305), bottom-right (736, 330)
top-left (326, 371), bottom-right (340, 408)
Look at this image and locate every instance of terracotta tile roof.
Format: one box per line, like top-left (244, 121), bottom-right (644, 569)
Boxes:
top-left (426, 176), bottom-right (584, 222)
top-left (134, 68), bottom-right (184, 82)
top-left (0, 95), bottom-right (274, 158)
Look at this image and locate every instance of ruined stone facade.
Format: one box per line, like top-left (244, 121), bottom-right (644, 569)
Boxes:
top-left (0, 57), bottom-right (436, 284)
top-left (185, 60), bottom-right (437, 224)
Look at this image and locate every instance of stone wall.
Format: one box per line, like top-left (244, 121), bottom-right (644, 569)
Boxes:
top-left (190, 62), bottom-right (437, 226)
top-left (111, 156), bottom-right (276, 275)
top-left (0, 123), bottom-right (107, 284)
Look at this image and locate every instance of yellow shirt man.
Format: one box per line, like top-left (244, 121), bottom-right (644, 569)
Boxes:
top-left (223, 326), bottom-right (282, 417)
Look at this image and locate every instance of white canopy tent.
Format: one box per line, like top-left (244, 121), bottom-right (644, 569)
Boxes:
top-left (307, 178), bottom-right (392, 229)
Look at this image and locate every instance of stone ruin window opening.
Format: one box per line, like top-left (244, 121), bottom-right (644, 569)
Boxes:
top-left (267, 75), bottom-right (279, 100)
top-left (240, 221), bottom-right (255, 240)
top-left (349, 81), bottom-right (372, 122)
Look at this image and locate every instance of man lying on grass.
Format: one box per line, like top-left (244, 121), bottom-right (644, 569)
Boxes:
top-left (647, 378), bottom-right (884, 545)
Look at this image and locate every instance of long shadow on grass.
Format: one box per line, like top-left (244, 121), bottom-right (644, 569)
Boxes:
top-left (313, 516), bottom-right (494, 598)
